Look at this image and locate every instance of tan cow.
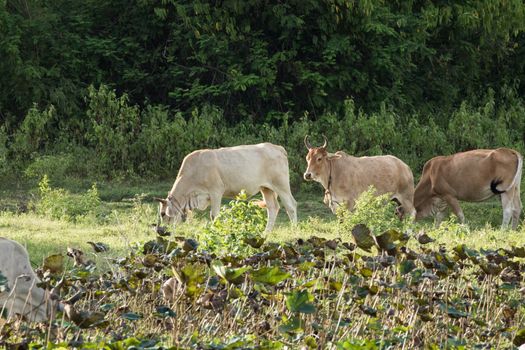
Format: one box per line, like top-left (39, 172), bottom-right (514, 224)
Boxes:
top-left (156, 143), bottom-right (297, 231)
top-left (0, 238), bottom-right (59, 322)
top-left (414, 148), bottom-right (523, 229)
top-left (303, 136), bottom-right (416, 217)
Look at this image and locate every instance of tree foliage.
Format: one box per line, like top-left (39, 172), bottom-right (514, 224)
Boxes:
top-left (1, 0), bottom-right (525, 181)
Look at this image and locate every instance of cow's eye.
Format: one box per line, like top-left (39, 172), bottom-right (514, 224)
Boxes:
top-left (317, 157), bottom-right (322, 162)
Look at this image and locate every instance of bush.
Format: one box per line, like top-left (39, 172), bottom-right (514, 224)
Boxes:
top-left (337, 186), bottom-right (405, 236)
top-left (85, 85), bottom-right (141, 176)
top-left (10, 104), bottom-right (56, 162)
top-left (24, 153), bottom-right (75, 183)
top-left (197, 191), bottom-right (266, 255)
top-left (33, 175), bottom-right (102, 222)
top-left (0, 126), bottom-right (8, 178)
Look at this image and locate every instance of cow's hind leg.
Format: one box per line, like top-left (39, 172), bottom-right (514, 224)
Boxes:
top-left (501, 192), bottom-right (512, 229)
top-left (270, 179), bottom-right (297, 225)
top-left (501, 189), bottom-right (521, 229)
top-left (275, 189), bottom-right (297, 225)
top-left (510, 178), bottom-right (522, 229)
top-left (260, 187), bottom-right (280, 231)
top-left (512, 189), bottom-right (522, 229)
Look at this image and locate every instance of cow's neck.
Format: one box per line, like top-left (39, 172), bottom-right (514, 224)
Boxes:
top-left (320, 159), bottom-right (335, 191)
top-left (169, 181), bottom-right (190, 213)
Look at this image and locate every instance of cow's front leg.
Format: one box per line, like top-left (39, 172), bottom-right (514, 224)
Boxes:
top-left (434, 209), bottom-right (447, 227)
top-left (209, 194), bottom-right (222, 221)
top-left (442, 195), bottom-right (465, 224)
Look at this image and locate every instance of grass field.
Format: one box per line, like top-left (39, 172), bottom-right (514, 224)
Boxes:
top-left (1, 180), bottom-right (525, 348)
top-left (1, 180), bottom-right (523, 267)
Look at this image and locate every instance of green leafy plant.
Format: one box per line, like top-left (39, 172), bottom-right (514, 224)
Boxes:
top-left (33, 175), bottom-right (102, 222)
top-left (24, 154), bottom-right (75, 183)
top-left (197, 190), bottom-right (266, 255)
top-left (337, 186), bottom-right (406, 237)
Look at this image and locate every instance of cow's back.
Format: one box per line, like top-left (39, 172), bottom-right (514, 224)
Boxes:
top-left (0, 238), bottom-right (34, 283)
top-left (178, 143), bottom-right (290, 196)
top-left (421, 148), bottom-right (521, 201)
top-left (332, 153), bottom-right (414, 202)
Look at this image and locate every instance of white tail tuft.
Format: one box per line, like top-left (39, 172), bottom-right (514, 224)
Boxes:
top-left (505, 152), bottom-right (523, 192)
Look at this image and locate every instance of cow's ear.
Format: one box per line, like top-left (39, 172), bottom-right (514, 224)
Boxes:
top-left (153, 197), bottom-right (168, 204)
top-left (327, 153), bottom-right (342, 160)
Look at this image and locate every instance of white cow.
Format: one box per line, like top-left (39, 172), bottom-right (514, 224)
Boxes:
top-left (156, 143), bottom-right (297, 231)
top-left (0, 238), bottom-right (59, 322)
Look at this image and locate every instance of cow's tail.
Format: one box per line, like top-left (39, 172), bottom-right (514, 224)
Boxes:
top-left (491, 179), bottom-right (505, 195)
top-left (508, 151), bottom-right (523, 191)
top-left (492, 151), bottom-right (523, 194)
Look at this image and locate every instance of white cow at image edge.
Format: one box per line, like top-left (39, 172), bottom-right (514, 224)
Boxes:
top-left (0, 237), bottom-right (60, 322)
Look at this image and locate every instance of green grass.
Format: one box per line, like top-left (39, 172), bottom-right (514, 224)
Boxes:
top-left (2, 181), bottom-right (525, 349)
top-left (1, 181), bottom-right (524, 266)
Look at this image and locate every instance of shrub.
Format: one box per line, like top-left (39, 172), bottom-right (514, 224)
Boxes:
top-left (337, 186), bottom-right (405, 236)
top-left (33, 175), bottom-right (102, 222)
top-left (197, 191), bottom-right (266, 255)
top-left (10, 104), bottom-right (56, 162)
top-left (24, 153), bottom-right (75, 183)
top-left (0, 126), bottom-right (8, 178)
top-left (85, 85), bottom-right (141, 176)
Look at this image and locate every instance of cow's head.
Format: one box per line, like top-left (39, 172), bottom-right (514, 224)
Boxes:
top-left (154, 195), bottom-right (185, 225)
top-left (303, 135), bottom-right (338, 182)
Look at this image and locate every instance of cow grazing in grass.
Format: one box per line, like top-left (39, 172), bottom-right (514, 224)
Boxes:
top-left (156, 143), bottom-right (297, 232)
top-left (0, 238), bottom-right (60, 322)
top-left (303, 136), bottom-right (416, 218)
top-left (414, 148), bottom-right (523, 229)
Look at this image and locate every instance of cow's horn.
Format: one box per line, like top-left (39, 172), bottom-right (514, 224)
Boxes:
top-left (154, 197), bottom-right (167, 204)
top-left (304, 135), bottom-right (312, 150)
top-left (321, 135), bottom-right (327, 149)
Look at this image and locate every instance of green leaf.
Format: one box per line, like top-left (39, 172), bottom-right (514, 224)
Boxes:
top-left (250, 266), bottom-right (290, 286)
top-left (278, 315), bottom-right (303, 334)
top-left (285, 289), bottom-right (316, 314)
top-left (99, 303), bottom-right (115, 312)
top-left (305, 336), bottom-right (318, 349)
top-left (243, 235), bottom-right (265, 248)
top-left (351, 224), bottom-right (376, 252)
top-left (43, 254), bottom-right (64, 274)
top-left (211, 260), bottom-right (250, 284)
top-left (155, 306), bottom-right (176, 318)
top-left (439, 303), bottom-right (469, 319)
top-left (173, 263), bottom-right (206, 285)
top-left (121, 312), bottom-right (142, 321)
top-left (398, 259), bottom-right (416, 275)
top-left (514, 328), bottom-right (525, 346)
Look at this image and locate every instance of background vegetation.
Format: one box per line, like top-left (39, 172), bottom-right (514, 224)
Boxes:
top-left (2, 0), bottom-right (525, 189)
top-left (2, 188), bottom-right (525, 348)
top-left (2, 1), bottom-right (525, 347)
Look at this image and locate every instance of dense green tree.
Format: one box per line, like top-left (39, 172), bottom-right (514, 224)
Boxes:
top-left (2, 0), bottom-right (525, 180)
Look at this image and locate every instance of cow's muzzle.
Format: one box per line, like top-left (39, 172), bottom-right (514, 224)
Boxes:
top-left (304, 172), bottom-right (313, 181)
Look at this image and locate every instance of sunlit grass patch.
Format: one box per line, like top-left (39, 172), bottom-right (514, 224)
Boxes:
top-left (1, 182), bottom-right (525, 348)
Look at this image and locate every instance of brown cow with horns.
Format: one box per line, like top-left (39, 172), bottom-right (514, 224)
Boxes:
top-left (303, 135), bottom-right (416, 218)
top-left (414, 148), bottom-right (523, 229)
